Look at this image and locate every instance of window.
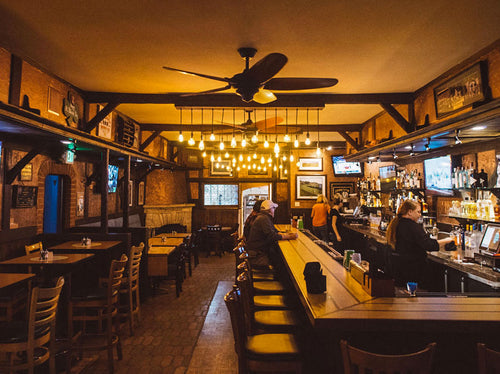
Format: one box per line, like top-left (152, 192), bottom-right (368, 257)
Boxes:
top-left (204, 184), bottom-right (238, 206)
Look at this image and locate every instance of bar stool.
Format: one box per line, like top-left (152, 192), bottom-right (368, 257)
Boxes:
top-left (0, 277), bottom-right (64, 374)
top-left (224, 287), bottom-right (302, 374)
top-left (477, 343), bottom-right (500, 374)
top-left (69, 254), bottom-right (128, 374)
top-left (340, 340), bottom-right (436, 374)
top-left (237, 271), bottom-right (290, 310)
top-left (119, 243), bottom-right (144, 336)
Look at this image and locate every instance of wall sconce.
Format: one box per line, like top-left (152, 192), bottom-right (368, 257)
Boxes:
top-left (425, 138), bottom-right (431, 152)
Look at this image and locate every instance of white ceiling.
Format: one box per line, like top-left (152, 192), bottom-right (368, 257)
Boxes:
top-left (0, 0), bottom-right (499, 145)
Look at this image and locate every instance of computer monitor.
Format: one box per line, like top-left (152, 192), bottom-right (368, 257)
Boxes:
top-left (479, 224), bottom-right (500, 255)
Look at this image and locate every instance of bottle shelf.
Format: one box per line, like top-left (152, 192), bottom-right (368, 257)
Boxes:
top-left (447, 215), bottom-right (500, 224)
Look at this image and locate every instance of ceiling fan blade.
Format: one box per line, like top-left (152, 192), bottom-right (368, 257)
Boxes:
top-left (246, 53), bottom-right (288, 84)
top-left (264, 77), bottom-right (338, 90)
top-left (255, 117), bottom-right (283, 131)
top-left (179, 85), bottom-right (232, 97)
top-left (252, 89), bottom-right (277, 104)
top-left (163, 66), bottom-right (229, 83)
top-left (259, 126), bottom-right (301, 134)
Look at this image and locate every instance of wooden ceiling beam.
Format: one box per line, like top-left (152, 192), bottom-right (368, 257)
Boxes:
top-left (140, 123), bottom-right (363, 132)
top-left (83, 92), bottom-right (413, 106)
top-left (338, 131), bottom-right (361, 151)
top-left (139, 130), bottom-right (162, 152)
top-left (379, 103), bottom-right (414, 133)
top-left (85, 101), bottom-right (119, 132)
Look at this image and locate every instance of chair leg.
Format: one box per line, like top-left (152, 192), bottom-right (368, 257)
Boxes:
top-left (107, 310), bottom-right (114, 374)
top-left (115, 308), bottom-right (123, 361)
top-left (128, 288), bottom-right (134, 336)
top-left (135, 288), bottom-right (141, 324)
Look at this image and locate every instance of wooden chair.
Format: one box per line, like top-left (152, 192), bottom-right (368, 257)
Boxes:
top-left (340, 339), bottom-right (436, 374)
top-left (477, 343), bottom-right (500, 374)
top-left (69, 254), bottom-right (128, 374)
top-left (0, 276), bottom-right (64, 374)
top-left (224, 287), bottom-right (302, 374)
top-left (206, 225), bottom-right (222, 257)
top-left (119, 243), bottom-right (144, 336)
top-left (25, 242), bottom-right (43, 255)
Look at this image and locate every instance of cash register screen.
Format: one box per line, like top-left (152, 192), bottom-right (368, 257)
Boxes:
top-left (479, 224), bottom-right (500, 254)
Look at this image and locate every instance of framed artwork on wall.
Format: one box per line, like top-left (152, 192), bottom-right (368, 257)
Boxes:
top-left (138, 181), bottom-right (145, 206)
top-left (296, 175), bottom-right (326, 199)
top-left (329, 182), bottom-right (355, 201)
top-left (20, 163), bottom-right (33, 181)
top-left (211, 160), bottom-right (232, 176)
top-left (97, 104), bottom-right (113, 139)
top-left (298, 157), bottom-right (323, 171)
top-left (128, 180), bottom-right (134, 207)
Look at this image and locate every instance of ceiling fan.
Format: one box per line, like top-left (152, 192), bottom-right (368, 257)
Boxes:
top-left (163, 47), bottom-right (338, 104)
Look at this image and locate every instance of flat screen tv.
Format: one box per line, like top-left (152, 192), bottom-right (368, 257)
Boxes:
top-left (379, 165), bottom-right (396, 191)
top-left (108, 165), bottom-right (119, 193)
top-left (332, 156), bottom-right (363, 177)
top-left (424, 155), bottom-right (452, 194)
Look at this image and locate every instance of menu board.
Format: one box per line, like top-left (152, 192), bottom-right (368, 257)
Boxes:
top-left (12, 186), bottom-right (38, 208)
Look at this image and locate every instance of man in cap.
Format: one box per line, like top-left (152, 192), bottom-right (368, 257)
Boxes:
top-left (246, 199), bottom-right (298, 266)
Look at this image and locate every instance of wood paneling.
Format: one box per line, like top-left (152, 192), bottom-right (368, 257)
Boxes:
top-left (0, 48), bottom-right (10, 103)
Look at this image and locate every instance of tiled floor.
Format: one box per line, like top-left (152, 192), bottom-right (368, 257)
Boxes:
top-left (80, 253), bottom-right (237, 374)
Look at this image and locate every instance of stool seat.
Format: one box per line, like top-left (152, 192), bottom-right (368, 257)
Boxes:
top-left (246, 333), bottom-right (300, 358)
top-left (252, 272), bottom-right (276, 281)
top-left (0, 322), bottom-right (50, 343)
top-left (254, 310), bottom-right (299, 328)
top-left (253, 294), bottom-right (289, 309)
top-left (253, 280), bottom-right (286, 294)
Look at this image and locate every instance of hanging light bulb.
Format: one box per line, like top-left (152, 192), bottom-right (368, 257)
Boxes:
top-left (284, 169), bottom-right (288, 175)
top-left (239, 154), bottom-right (243, 162)
top-left (217, 155), bottom-right (221, 162)
top-left (219, 139), bottom-right (225, 150)
top-left (252, 163), bottom-right (257, 169)
top-left (284, 134), bottom-right (290, 142)
top-left (178, 108), bottom-right (184, 142)
top-left (274, 141), bottom-right (280, 154)
top-left (224, 151), bottom-right (229, 158)
top-left (247, 155), bottom-right (251, 162)
top-left (263, 165), bottom-right (267, 171)
top-left (210, 153), bottom-right (215, 162)
top-left (316, 143), bottom-right (321, 157)
top-left (305, 109), bottom-right (311, 145)
top-left (294, 137), bottom-right (299, 147)
top-left (188, 133), bottom-right (195, 146)
top-left (290, 154), bottom-right (294, 162)
top-left (282, 155), bottom-right (287, 161)
top-left (273, 165), bottom-right (277, 171)
top-left (279, 164), bottom-right (283, 169)
top-left (202, 151), bottom-right (207, 158)
top-left (260, 156), bottom-right (265, 164)
top-left (251, 132), bottom-right (258, 143)
top-left (264, 137), bottom-right (269, 148)
top-left (241, 136), bottom-right (247, 148)
top-left (216, 162), bottom-right (220, 168)
top-left (268, 155), bottom-right (272, 164)
top-left (209, 133), bottom-right (215, 141)
top-left (232, 156), bottom-right (236, 163)
top-left (236, 166), bottom-right (241, 171)
top-left (296, 161), bottom-right (301, 167)
top-left (305, 133), bottom-right (311, 145)
top-left (198, 134), bottom-right (205, 150)
top-left (253, 153), bottom-right (257, 159)
top-left (210, 108), bottom-right (215, 141)
top-left (231, 136), bottom-right (237, 148)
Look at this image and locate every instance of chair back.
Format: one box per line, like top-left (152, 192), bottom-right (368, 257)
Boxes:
top-left (478, 343), bottom-right (500, 374)
top-left (107, 254), bottom-right (128, 304)
top-left (29, 276), bottom-right (65, 346)
top-left (25, 241), bottom-right (43, 255)
top-left (340, 340), bottom-right (436, 374)
top-left (128, 243), bottom-right (144, 285)
top-left (235, 270), bottom-right (254, 334)
top-left (224, 287), bottom-right (248, 358)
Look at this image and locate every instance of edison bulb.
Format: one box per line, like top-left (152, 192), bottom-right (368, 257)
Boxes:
top-left (264, 139), bottom-right (269, 148)
top-left (294, 138), bottom-right (299, 147)
top-left (219, 141), bottom-right (224, 150)
top-left (253, 153), bottom-right (257, 159)
top-left (251, 133), bottom-right (258, 143)
top-left (305, 137), bottom-right (311, 146)
top-left (239, 154), bottom-right (243, 162)
top-left (290, 154), bottom-right (294, 162)
top-left (178, 133), bottom-right (184, 142)
top-left (231, 136), bottom-right (237, 148)
top-left (209, 133), bottom-right (215, 141)
top-left (224, 151), bottom-right (229, 158)
top-left (241, 138), bottom-right (247, 147)
top-left (198, 139), bottom-right (205, 150)
top-left (274, 142), bottom-right (280, 154)
top-left (284, 134), bottom-right (290, 142)
top-left (202, 151), bottom-right (207, 158)
top-left (188, 135), bottom-right (195, 146)
top-left (217, 155), bottom-right (221, 162)
top-left (210, 153), bottom-right (215, 162)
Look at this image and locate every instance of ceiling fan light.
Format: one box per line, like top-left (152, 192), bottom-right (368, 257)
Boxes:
top-left (252, 89), bottom-right (277, 104)
top-left (209, 133), bottom-right (215, 141)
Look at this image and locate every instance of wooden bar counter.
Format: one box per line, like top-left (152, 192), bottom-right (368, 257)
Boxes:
top-left (275, 224), bottom-right (500, 373)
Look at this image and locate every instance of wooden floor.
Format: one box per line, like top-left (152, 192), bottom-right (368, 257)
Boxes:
top-left (79, 254), bottom-right (237, 374)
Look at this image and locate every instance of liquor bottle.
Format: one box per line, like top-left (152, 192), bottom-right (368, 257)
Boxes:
top-left (478, 169), bottom-right (488, 188)
top-left (422, 199), bottom-right (428, 214)
top-left (376, 175), bottom-right (381, 190)
top-left (452, 167), bottom-right (457, 189)
top-left (417, 173), bottom-right (423, 189)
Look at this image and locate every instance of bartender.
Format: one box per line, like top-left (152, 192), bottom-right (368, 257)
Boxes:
top-left (386, 200), bottom-right (453, 287)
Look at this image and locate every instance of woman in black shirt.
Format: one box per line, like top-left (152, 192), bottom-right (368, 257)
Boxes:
top-left (329, 194), bottom-right (345, 253)
top-left (386, 200), bottom-right (452, 286)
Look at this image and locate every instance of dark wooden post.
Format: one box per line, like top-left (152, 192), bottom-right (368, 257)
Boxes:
top-left (100, 149), bottom-right (109, 233)
top-left (123, 155), bottom-right (130, 229)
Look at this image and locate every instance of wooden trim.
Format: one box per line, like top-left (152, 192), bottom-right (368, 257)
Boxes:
top-left (8, 55), bottom-right (22, 106)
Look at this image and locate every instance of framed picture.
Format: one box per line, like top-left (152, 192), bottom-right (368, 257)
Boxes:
top-left (296, 175), bottom-right (326, 199)
top-left (47, 86), bottom-right (62, 116)
top-left (97, 104), bottom-right (113, 139)
top-left (434, 62), bottom-right (487, 118)
top-left (330, 182), bottom-right (355, 200)
top-left (128, 180), bottom-right (133, 207)
top-left (298, 157), bottom-right (323, 171)
top-left (138, 181), bottom-right (145, 206)
top-left (20, 163), bottom-right (33, 181)
top-left (211, 160), bottom-right (232, 176)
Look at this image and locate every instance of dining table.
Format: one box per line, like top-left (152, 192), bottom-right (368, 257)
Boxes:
top-left (47, 240), bottom-right (122, 253)
top-left (155, 232), bottom-right (191, 239)
top-left (150, 237), bottom-right (185, 247)
top-left (0, 273), bottom-right (35, 289)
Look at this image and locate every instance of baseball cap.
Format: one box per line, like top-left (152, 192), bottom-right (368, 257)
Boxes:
top-left (260, 199), bottom-right (278, 211)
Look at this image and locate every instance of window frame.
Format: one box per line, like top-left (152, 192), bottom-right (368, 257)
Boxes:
top-left (203, 183), bottom-right (239, 207)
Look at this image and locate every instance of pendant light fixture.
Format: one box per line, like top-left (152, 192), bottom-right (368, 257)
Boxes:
top-left (251, 110), bottom-right (258, 143)
top-left (315, 109), bottom-right (321, 156)
top-left (305, 108), bottom-right (311, 146)
top-left (284, 109), bottom-right (290, 142)
top-left (219, 109), bottom-right (225, 150)
top-left (274, 108), bottom-right (280, 155)
top-left (188, 108), bottom-right (195, 146)
top-left (263, 108), bottom-right (269, 148)
top-left (210, 109), bottom-right (215, 141)
top-left (178, 108), bottom-right (184, 142)
top-left (198, 108), bottom-right (205, 150)
top-left (231, 109), bottom-right (237, 148)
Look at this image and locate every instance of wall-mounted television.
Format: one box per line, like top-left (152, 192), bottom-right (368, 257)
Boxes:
top-left (424, 155), bottom-right (452, 194)
top-left (108, 165), bottom-right (119, 193)
top-left (379, 165), bottom-right (396, 191)
top-left (332, 156), bottom-right (363, 177)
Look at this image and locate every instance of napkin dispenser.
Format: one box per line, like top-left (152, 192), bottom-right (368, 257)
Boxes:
top-left (362, 269), bottom-right (395, 297)
top-left (303, 262), bottom-right (326, 294)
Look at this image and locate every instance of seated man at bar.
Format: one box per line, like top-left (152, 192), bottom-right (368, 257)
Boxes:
top-left (386, 200), bottom-right (453, 287)
top-left (246, 199), bottom-right (298, 267)
top-left (242, 199), bottom-right (263, 243)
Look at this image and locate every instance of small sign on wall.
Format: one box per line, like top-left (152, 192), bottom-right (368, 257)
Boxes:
top-left (12, 186), bottom-right (38, 208)
top-left (20, 163), bottom-right (32, 181)
top-left (97, 104), bottom-right (113, 140)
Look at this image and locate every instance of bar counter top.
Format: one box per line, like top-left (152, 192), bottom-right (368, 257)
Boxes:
top-left (344, 222), bottom-right (500, 288)
top-left (277, 224), bottom-right (500, 332)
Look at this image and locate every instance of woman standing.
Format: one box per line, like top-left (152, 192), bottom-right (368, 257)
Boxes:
top-left (386, 200), bottom-right (452, 286)
top-left (311, 194), bottom-right (330, 242)
top-left (330, 194), bottom-right (345, 252)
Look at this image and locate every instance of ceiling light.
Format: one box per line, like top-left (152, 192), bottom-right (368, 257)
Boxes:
top-left (455, 129), bottom-right (462, 144)
top-left (178, 132), bottom-right (184, 142)
top-left (219, 140), bottom-right (225, 150)
top-left (224, 151), bottom-right (229, 158)
top-left (188, 133), bottom-right (195, 146)
top-left (202, 151), bottom-right (207, 158)
top-left (241, 137), bottom-right (247, 147)
top-left (392, 149), bottom-right (398, 159)
top-left (294, 138), bottom-right (299, 147)
top-left (409, 143), bottom-right (415, 156)
top-left (472, 125), bottom-right (486, 131)
top-left (198, 138), bottom-right (205, 151)
top-left (264, 138), bottom-right (269, 148)
top-left (305, 132), bottom-right (311, 145)
top-left (251, 133), bottom-right (258, 143)
top-left (209, 133), bottom-right (215, 141)
top-left (231, 136), bottom-right (237, 148)
top-left (284, 134), bottom-right (290, 142)
top-left (274, 142), bottom-right (280, 154)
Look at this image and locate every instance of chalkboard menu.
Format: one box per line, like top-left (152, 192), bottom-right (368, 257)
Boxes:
top-left (12, 186), bottom-right (38, 208)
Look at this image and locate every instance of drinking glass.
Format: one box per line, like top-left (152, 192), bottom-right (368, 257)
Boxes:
top-left (406, 282), bottom-right (418, 296)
